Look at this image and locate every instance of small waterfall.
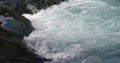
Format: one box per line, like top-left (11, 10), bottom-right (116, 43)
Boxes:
top-left (24, 0), bottom-right (120, 63)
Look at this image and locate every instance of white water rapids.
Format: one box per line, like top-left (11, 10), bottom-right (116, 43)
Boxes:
top-left (23, 0), bottom-right (120, 63)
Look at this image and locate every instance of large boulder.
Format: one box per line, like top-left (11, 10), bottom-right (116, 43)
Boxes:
top-left (0, 15), bottom-right (34, 36)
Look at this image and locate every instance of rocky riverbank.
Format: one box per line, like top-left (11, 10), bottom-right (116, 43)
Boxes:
top-left (0, 0), bottom-right (67, 63)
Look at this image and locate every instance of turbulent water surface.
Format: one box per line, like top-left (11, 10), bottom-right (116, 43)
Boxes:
top-left (24, 0), bottom-right (120, 63)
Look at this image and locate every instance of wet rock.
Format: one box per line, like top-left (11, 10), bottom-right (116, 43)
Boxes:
top-left (26, 0), bottom-right (68, 9)
top-left (0, 0), bottom-right (68, 14)
top-left (0, 1), bottom-right (53, 63)
top-left (0, 15), bottom-right (34, 36)
top-left (25, 0), bottom-right (68, 13)
top-left (0, 0), bottom-right (47, 62)
top-left (0, 0), bottom-right (67, 63)
top-left (0, 15), bottom-right (51, 62)
top-left (1, 0), bottom-right (32, 14)
top-left (0, 35), bottom-right (52, 63)
top-left (0, 1), bottom-right (34, 36)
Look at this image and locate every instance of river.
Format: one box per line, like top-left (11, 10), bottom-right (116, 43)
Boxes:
top-left (24, 0), bottom-right (120, 63)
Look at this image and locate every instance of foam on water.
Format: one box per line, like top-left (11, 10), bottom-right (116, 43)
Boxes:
top-left (23, 0), bottom-right (120, 63)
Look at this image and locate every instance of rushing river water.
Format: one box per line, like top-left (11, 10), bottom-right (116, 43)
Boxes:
top-left (24, 0), bottom-right (120, 63)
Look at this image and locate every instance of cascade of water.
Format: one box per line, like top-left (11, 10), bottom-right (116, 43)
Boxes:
top-left (23, 0), bottom-right (120, 63)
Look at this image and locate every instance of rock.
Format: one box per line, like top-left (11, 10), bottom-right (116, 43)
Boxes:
top-left (0, 0), bottom-right (67, 14)
top-left (0, 15), bottom-right (33, 36)
top-left (25, 0), bottom-right (68, 13)
top-left (27, 0), bottom-right (68, 9)
top-left (0, 36), bottom-right (52, 63)
top-left (0, 1), bottom-right (50, 62)
top-left (0, 0), bottom-right (67, 63)
top-left (0, 15), bottom-right (51, 63)
top-left (0, 7), bottom-right (51, 63)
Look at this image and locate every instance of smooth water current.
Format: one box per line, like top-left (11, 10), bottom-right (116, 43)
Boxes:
top-left (24, 0), bottom-right (120, 63)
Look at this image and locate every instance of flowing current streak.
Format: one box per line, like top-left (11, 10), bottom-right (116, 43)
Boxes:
top-left (23, 0), bottom-right (120, 63)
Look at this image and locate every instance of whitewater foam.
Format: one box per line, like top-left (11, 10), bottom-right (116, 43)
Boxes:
top-left (24, 0), bottom-right (120, 63)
